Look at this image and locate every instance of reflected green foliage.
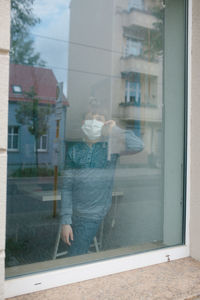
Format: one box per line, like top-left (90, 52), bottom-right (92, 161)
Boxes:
top-left (15, 87), bottom-right (52, 168)
top-left (15, 87), bottom-right (51, 138)
top-left (12, 167), bottom-right (55, 177)
top-left (144, 5), bottom-right (164, 59)
top-left (10, 0), bottom-right (45, 66)
top-left (151, 6), bottom-right (164, 56)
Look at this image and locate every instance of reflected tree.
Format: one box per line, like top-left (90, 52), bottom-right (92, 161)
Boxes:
top-left (15, 87), bottom-right (51, 170)
top-left (150, 5), bottom-right (164, 57)
top-left (10, 0), bottom-right (45, 66)
top-left (144, 5), bottom-right (164, 60)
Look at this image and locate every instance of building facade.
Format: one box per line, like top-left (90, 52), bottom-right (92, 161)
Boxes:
top-left (8, 64), bottom-right (67, 173)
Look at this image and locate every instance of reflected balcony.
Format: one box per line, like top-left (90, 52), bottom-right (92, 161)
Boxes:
top-left (118, 103), bottom-right (162, 123)
top-left (120, 56), bottom-right (160, 77)
top-left (121, 9), bottom-right (158, 30)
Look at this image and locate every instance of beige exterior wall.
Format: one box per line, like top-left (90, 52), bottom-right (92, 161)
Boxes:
top-left (190, 0), bottom-right (200, 260)
top-left (0, 0), bottom-right (10, 299)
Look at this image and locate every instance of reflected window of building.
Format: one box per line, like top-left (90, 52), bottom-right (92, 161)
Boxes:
top-left (125, 39), bottom-right (142, 57)
top-left (37, 134), bottom-right (48, 152)
top-left (12, 85), bottom-right (22, 94)
top-left (8, 126), bottom-right (19, 151)
top-left (125, 80), bottom-right (140, 105)
top-left (128, 0), bottom-right (144, 11)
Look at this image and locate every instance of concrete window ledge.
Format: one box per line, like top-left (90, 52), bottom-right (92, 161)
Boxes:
top-left (6, 257), bottom-right (200, 300)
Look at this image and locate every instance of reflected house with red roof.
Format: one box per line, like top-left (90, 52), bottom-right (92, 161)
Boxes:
top-left (8, 64), bottom-right (68, 173)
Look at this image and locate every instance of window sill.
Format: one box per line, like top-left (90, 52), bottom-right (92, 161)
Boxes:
top-left (6, 257), bottom-right (199, 300)
top-left (8, 149), bottom-right (19, 152)
top-left (36, 150), bottom-right (48, 153)
top-left (5, 245), bottom-right (189, 298)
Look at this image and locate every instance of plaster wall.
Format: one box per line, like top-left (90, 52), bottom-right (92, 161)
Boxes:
top-left (190, 0), bottom-right (200, 260)
top-left (0, 1), bottom-right (10, 299)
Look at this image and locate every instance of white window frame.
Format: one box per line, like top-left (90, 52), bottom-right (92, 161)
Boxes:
top-left (36, 134), bottom-right (48, 152)
top-left (5, 1), bottom-right (191, 298)
top-left (8, 126), bottom-right (19, 152)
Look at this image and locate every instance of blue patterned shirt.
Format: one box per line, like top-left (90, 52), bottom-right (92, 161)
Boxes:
top-left (60, 128), bottom-right (144, 224)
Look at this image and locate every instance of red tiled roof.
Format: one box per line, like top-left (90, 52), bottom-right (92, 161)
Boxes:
top-left (9, 64), bottom-right (69, 106)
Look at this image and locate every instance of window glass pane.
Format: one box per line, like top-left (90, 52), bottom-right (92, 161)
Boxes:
top-left (8, 135), bottom-right (12, 149)
top-left (13, 135), bottom-right (18, 149)
top-left (6, 0), bottom-right (187, 278)
top-left (13, 126), bottom-right (18, 134)
top-left (8, 126), bottom-right (12, 134)
top-left (42, 135), bottom-right (47, 149)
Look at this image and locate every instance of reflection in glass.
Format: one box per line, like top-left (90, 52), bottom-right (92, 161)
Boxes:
top-left (6, 0), bottom-right (186, 277)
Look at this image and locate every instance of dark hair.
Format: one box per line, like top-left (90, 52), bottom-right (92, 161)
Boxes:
top-left (82, 98), bottom-right (108, 120)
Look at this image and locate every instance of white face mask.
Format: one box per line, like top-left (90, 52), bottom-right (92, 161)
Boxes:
top-left (81, 119), bottom-right (104, 140)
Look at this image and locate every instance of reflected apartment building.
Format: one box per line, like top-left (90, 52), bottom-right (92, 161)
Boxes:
top-left (67, 0), bottom-right (162, 167)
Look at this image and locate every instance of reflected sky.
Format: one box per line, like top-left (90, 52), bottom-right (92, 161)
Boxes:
top-left (31, 0), bottom-right (71, 95)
